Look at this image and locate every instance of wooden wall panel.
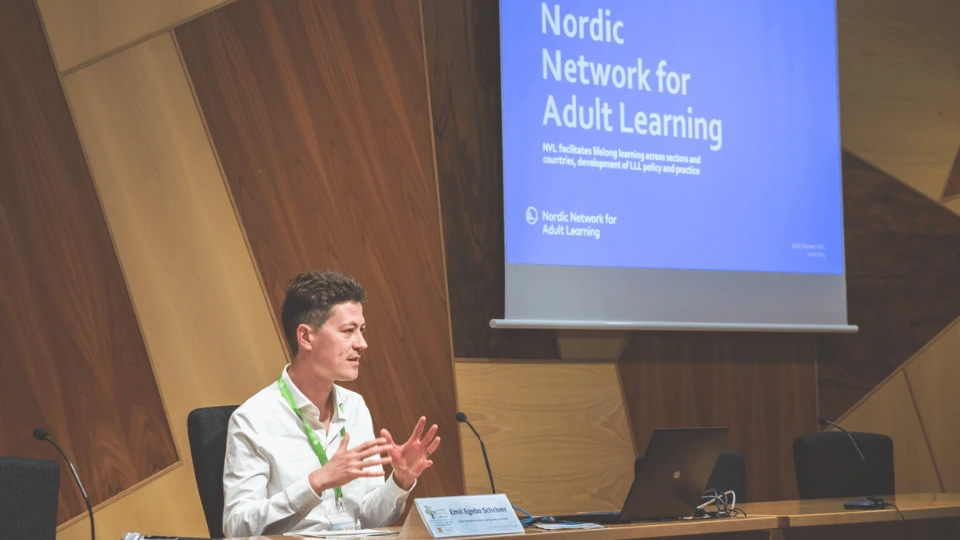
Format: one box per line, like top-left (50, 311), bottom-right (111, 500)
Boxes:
top-left (903, 318), bottom-right (960, 492)
top-left (837, 0), bottom-right (960, 202)
top-left (0, 0), bottom-right (176, 525)
top-left (818, 153), bottom-right (960, 419)
top-left (839, 372), bottom-right (942, 494)
top-left (60, 31), bottom-right (287, 539)
top-left (943, 149), bottom-right (960, 201)
top-left (948, 198), bottom-right (960, 218)
top-left (176, 0), bottom-right (464, 506)
top-left (35, 0), bottom-right (234, 73)
top-left (618, 333), bottom-right (818, 502)
top-left (421, 0), bottom-right (559, 360)
top-left (557, 331), bottom-right (630, 361)
top-left (454, 362), bottom-right (636, 515)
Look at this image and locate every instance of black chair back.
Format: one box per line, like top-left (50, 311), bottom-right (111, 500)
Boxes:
top-left (187, 405), bottom-right (239, 538)
top-left (0, 457), bottom-right (60, 540)
top-left (634, 448), bottom-right (747, 504)
top-left (706, 449), bottom-right (747, 503)
top-left (793, 431), bottom-right (894, 499)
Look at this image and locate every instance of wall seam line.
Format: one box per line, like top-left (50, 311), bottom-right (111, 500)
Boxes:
top-left (418, 0), bottom-right (465, 495)
top-left (56, 0), bottom-right (239, 77)
top-left (901, 370), bottom-right (946, 493)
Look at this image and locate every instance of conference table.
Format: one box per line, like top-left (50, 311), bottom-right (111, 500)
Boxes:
top-left (232, 492), bottom-right (960, 539)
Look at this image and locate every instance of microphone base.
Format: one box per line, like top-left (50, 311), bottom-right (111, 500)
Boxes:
top-left (843, 496), bottom-right (886, 510)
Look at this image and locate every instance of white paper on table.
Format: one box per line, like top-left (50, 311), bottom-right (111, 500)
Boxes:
top-left (287, 529), bottom-right (398, 538)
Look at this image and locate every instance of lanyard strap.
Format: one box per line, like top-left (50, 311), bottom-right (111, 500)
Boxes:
top-left (278, 374), bottom-right (347, 502)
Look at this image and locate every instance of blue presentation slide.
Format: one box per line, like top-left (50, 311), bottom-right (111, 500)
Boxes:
top-left (501, 0), bottom-right (844, 274)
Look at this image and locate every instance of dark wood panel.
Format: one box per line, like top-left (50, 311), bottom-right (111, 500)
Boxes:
top-left (0, 0), bottom-right (177, 524)
top-left (818, 152), bottom-right (960, 418)
top-left (176, 0), bottom-right (464, 510)
top-left (421, 0), bottom-right (559, 359)
top-left (618, 332), bottom-right (818, 502)
top-left (941, 146), bottom-right (960, 201)
top-left (779, 518), bottom-right (960, 540)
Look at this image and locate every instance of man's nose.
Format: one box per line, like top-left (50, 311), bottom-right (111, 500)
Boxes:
top-left (356, 332), bottom-right (368, 350)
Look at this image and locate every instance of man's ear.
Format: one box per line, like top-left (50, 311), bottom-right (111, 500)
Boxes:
top-left (296, 323), bottom-right (314, 352)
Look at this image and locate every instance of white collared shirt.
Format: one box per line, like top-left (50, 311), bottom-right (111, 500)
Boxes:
top-left (222, 367), bottom-right (413, 537)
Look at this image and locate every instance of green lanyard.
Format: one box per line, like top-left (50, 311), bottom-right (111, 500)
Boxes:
top-left (278, 374), bottom-right (347, 503)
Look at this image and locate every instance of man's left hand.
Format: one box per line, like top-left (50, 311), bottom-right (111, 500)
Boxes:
top-left (382, 417), bottom-right (440, 491)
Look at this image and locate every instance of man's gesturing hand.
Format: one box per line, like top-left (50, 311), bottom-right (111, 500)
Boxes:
top-left (382, 417), bottom-right (441, 491)
top-left (308, 433), bottom-right (391, 494)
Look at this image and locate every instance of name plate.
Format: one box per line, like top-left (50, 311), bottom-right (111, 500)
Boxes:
top-left (413, 494), bottom-right (525, 538)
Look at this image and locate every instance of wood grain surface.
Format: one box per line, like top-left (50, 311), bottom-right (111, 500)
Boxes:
top-left (818, 152), bottom-right (960, 419)
top-left (837, 371), bottom-right (942, 493)
top-left (0, 0), bottom-right (177, 524)
top-left (400, 506), bottom-right (777, 540)
top-left (60, 31), bottom-right (289, 539)
top-left (948, 197), bottom-right (960, 217)
top-left (741, 492), bottom-right (960, 527)
top-left (176, 0), bottom-right (463, 508)
top-left (35, 0), bottom-right (235, 73)
top-left (942, 148), bottom-right (960, 201)
top-left (837, 0), bottom-right (960, 202)
top-left (454, 362), bottom-right (637, 516)
top-left (420, 0), bottom-right (559, 360)
top-left (618, 332), bottom-right (818, 502)
top-left (901, 317), bottom-right (960, 492)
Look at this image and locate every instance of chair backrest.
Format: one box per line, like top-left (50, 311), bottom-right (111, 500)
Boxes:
top-left (0, 457), bottom-right (60, 540)
top-left (633, 448), bottom-right (747, 504)
top-left (187, 405), bottom-right (239, 538)
top-left (793, 431), bottom-right (895, 499)
top-left (706, 449), bottom-right (747, 503)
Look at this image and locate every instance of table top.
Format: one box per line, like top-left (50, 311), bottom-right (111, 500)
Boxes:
top-left (231, 493), bottom-right (960, 539)
top-left (739, 492), bottom-right (960, 527)
top-left (237, 515), bottom-right (778, 539)
top-left (405, 515), bottom-right (779, 540)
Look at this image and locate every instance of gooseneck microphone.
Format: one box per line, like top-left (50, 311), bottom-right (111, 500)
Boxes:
top-left (34, 427), bottom-right (96, 540)
top-left (817, 417), bottom-right (885, 509)
top-left (456, 412), bottom-right (497, 494)
top-left (817, 417), bottom-right (868, 468)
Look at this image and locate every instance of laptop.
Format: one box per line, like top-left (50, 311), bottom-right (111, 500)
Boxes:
top-left (551, 427), bottom-right (729, 524)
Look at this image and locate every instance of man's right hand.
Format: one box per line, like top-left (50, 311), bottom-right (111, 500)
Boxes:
top-left (308, 434), bottom-right (391, 494)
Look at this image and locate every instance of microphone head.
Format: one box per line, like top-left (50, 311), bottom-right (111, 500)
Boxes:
top-left (456, 412), bottom-right (467, 423)
top-left (33, 427), bottom-right (48, 440)
top-left (817, 416), bottom-right (829, 425)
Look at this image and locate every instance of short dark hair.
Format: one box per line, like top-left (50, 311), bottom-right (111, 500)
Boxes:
top-left (280, 270), bottom-right (367, 356)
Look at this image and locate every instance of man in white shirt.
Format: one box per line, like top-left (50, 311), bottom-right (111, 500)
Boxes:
top-left (222, 270), bottom-right (441, 537)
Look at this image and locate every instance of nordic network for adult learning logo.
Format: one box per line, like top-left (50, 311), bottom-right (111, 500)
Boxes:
top-left (525, 206), bottom-right (538, 225)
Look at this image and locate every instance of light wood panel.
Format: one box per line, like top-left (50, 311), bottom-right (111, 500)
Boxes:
top-left (176, 0), bottom-right (463, 508)
top-left (454, 362), bottom-right (636, 516)
top-left (837, 0), bottom-right (960, 202)
top-left (838, 371), bottom-right (941, 494)
top-left (60, 31), bottom-right (285, 539)
top-left (420, 0), bottom-right (560, 360)
top-left (904, 317), bottom-right (960, 492)
top-left (0, 0), bottom-right (177, 525)
top-left (619, 332), bottom-right (818, 502)
top-left (35, 0), bottom-right (234, 73)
